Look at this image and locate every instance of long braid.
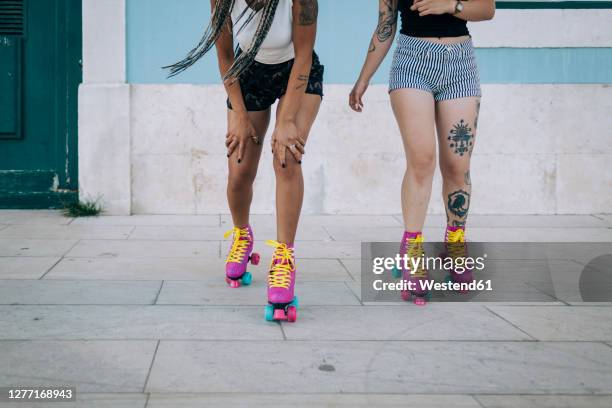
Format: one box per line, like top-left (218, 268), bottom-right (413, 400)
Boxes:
top-left (224, 0), bottom-right (280, 81)
top-left (164, 0), bottom-right (281, 80)
top-left (163, 0), bottom-right (235, 78)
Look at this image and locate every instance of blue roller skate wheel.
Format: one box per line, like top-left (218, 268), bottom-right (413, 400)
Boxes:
top-left (264, 304), bottom-right (275, 321)
top-left (290, 296), bottom-right (299, 308)
top-left (242, 271), bottom-right (252, 286)
top-left (391, 266), bottom-right (402, 279)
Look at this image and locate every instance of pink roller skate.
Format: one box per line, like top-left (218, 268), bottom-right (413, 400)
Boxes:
top-left (224, 225), bottom-right (260, 288)
top-left (398, 232), bottom-right (431, 306)
top-left (443, 226), bottom-right (473, 292)
top-left (264, 240), bottom-right (298, 322)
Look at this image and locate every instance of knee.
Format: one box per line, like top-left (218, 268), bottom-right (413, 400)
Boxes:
top-left (407, 153), bottom-right (436, 183)
top-left (228, 167), bottom-right (256, 192)
top-left (273, 159), bottom-right (301, 181)
top-left (440, 160), bottom-right (469, 184)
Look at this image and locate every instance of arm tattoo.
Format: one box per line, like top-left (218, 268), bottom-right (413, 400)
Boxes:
top-left (368, 39), bottom-right (376, 53)
top-left (295, 74), bottom-right (309, 90)
top-left (298, 0), bottom-right (318, 25)
top-left (377, 0), bottom-right (397, 43)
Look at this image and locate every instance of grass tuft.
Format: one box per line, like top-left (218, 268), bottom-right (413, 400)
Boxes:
top-left (62, 199), bottom-right (103, 217)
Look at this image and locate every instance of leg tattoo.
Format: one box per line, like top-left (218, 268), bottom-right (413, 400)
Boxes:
top-left (447, 189), bottom-right (471, 221)
top-left (447, 119), bottom-right (474, 157)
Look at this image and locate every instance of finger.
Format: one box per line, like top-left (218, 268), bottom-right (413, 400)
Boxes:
top-left (227, 140), bottom-right (238, 157)
top-left (293, 144), bottom-right (305, 158)
top-left (279, 145), bottom-right (287, 168)
top-left (225, 135), bottom-right (233, 148)
top-left (290, 146), bottom-right (303, 163)
top-left (237, 140), bottom-right (245, 164)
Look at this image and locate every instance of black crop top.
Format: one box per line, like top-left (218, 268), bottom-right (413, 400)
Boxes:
top-left (399, 0), bottom-right (469, 38)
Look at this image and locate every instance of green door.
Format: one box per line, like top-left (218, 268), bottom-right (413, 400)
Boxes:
top-left (0, 0), bottom-right (81, 208)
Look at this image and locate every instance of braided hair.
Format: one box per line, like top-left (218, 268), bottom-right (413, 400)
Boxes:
top-left (164, 0), bottom-right (281, 80)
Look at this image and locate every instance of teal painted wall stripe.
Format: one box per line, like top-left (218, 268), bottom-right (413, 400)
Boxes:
top-left (126, 0), bottom-right (612, 84)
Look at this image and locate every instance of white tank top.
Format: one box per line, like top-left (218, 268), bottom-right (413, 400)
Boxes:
top-left (231, 0), bottom-right (294, 64)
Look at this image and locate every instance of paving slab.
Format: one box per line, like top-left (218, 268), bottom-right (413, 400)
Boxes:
top-left (487, 305), bottom-right (612, 341)
top-left (293, 241), bottom-right (361, 259)
top-left (0, 340), bottom-right (156, 392)
top-left (129, 224), bottom-right (329, 241)
top-left (147, 341), bottom-right (612, 394)
top-left (0, 210), bottom-right (72, 225)
top-left (0, 306), bottom-right (282, 340)
top-left (0, 239), bottom-right (77, 257)
top-left (0, 281), bottom-right (162, 305)
top-left (71, 215), bottom-right (220, 226)
top-left (65, 240), bottom-right (220, 258)
top-left (281, 305), bottom-right (530, 341)
top-left (475, 395), bottom-right (612, 408)
top-left (0, 393), bottom-right (147, 408)
top-left (0, 225), bottom-right (133, 240)
top-left (467, 215), bottom-right (609, 228)
top-left (45, 258), bottom-right (351, 281)
top-left (596, 214), bottom-right (612, 226)
top-left (324, 226), bottom-right (445, 242)
top-left (156, 281), bottom-right (359, 306)
top-left (147, 393), bottom-right (481, 408)
top-left (467, 227), bottom-right (612, 242)
top-left (221, 214), bottom-right (403, 229)
top-left (0, 257), bottom-right (60, 279)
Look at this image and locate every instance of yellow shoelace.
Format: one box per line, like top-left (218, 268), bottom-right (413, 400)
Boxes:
top-left (266, 240), bottom-right (294, 289)
top-left (446, 228), bottom-right (467, 260)
top-left (224, 227), bottom-right (250, 264)
top-left (406, 234), bottom-right (427, 278)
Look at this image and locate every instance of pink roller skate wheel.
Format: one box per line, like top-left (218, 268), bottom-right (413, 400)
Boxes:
top-left (414, 297), bottom-right (427, 306)
top-left (250, 253), bottom-right (260, 265)
top-left (401, 290), bottom-right (411, 302)
top-left (225, 277), bottom-right (231, 285)
top-left (273, 309), bottom-right (286, 320)
top-left (287, 306), bottom-right (297, 322)
top-left (229, 280), bottom-right (240, 288)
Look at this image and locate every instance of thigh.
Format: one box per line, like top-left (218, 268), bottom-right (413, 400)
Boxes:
top-left (276, 93), bottom-right (321, 146)
top-left (435, 97), bottom-right (480, 166)
top-left (390, 88), bottom-right (436, 158)
top-left (227, 108), bottom-right (271, 173)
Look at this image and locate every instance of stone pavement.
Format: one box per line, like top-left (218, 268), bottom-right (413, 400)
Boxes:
top-left (0, 211), bottom-right (612, 407)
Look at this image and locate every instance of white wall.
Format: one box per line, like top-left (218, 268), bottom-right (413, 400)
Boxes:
top-left (129, 84), bottom-right (612, 215)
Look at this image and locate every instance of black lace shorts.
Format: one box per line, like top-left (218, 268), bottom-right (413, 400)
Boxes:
top-left (227, 50), bottom-right (324, 112)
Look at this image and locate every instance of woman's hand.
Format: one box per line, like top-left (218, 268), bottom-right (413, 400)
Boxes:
top-left (410, 0), bottom-right (456, 16)
top-left (226, 111), bottom-right (258, 163)
top-left (349, 80), bottom-right (369, 112)
top-left (271, 119), bottom-right (306, 167)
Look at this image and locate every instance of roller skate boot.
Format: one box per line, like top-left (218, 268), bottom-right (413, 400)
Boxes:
top-left (443, 226), bottom-right (473, 291)
top-left (398, 232), bottom-right (431, 306)
top-left (224, 225), bottom-right (260, 288)
top-left (264, 241), bottom-right (298, 322)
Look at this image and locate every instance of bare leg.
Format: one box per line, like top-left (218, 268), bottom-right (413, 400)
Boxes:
top-left (227, 109), bottom-right (271, 227)
top-left (390, 89), bottom-right (437, 232)
top-left (274, 94), bottom-right (321, 243)
top-left (435, 97), bottom-right (480, 228)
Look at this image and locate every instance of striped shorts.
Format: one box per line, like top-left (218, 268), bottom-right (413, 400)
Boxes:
top-left (389, 34), bottom-right (481, 101)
